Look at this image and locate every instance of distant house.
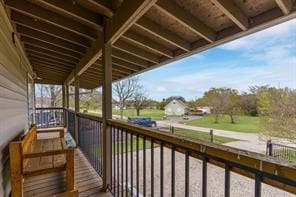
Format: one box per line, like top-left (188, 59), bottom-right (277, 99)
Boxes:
top-left (165, 99), bottom-right (189, 116)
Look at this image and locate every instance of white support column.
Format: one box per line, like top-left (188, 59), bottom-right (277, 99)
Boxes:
top-left (74, 76), bottom-right (80, 142)
top-left (62, 85), bottom-right (66, 128)
top-left (102, 29), bottom-right (112, 191)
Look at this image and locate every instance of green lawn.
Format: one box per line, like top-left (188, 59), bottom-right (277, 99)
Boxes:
top-left (112, 109), bottom-right (165, 120)
top-left (184, 115), bottom-right (260, 133)
top-left (164, 128), bottom-right (239, 144)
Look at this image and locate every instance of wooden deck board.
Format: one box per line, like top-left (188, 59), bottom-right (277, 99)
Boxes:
top-left (23, 148), bottom-right (111, 196)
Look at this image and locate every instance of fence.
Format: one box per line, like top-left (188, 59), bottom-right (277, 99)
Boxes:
top-left (107, 119), bottom-right (296, 196)
top-left (35, 107), bottom-right (64, 128)
top-left (66, 109), bottom-right (76, 140)
top-left (77, 113), bottom-right (104, 177)
top-left (64, 112), bottom-right (296, 196)
top-left (266, 140), bottom-right (296, 162)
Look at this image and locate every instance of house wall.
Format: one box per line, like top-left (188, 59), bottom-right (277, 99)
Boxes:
top-left (165, 100), bottom-right (185, 116)
top-left (0, 3), bottom-right (33, 196)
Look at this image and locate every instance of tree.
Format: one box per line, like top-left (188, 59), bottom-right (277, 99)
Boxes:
top-left (201, 88), bottom-right (240, 123)
top-left (133, 86), bottom-right (149, 116)
top-left (255, 86), bottom-right (296, 141)
top-left (239, 92), bottom-right (258, 116)
top-left (113, 77), bottom-right (139, 119)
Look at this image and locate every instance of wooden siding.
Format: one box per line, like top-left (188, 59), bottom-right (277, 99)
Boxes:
top-left (0, 2), bottom-right (33, 196)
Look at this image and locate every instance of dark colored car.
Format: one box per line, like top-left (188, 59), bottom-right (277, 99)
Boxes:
top-left (127, 117), bottom-right (157, 127)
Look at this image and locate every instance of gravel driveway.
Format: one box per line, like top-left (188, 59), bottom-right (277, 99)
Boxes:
top-left (117, 147), bottom-right (294, 197)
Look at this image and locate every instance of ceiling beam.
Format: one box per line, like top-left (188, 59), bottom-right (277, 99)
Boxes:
top-left (123, 30), bottom-right (174, 58)
top-left (275, 0), bottom-right (293, 15)
top-left (25, 44), bottom-right (80, 63)
top-left (135, 17), bottom-right (191, 52)
top-left (15, 25), bottom-right (86, 54)
top-left (21, 36), bottom-right (82, 59)
top-left (114, 39), bottom-right (160, 64)
top-left (65, 0), bottom-right (157, 84)
top-left (211, 0), bottom-right (249, 31)
top-left (29, 58), bottom-right (73, 70)
top-left (7, 0), bottom-right (97, 40)
top-left (95, 61), bottom-right (133, 74)
top-left (12, 12), bottom-right (92, 47)
top-left (32, 63), bottom-right (72, 73)
top-left (112, 48), bottom-right (153, 69)
top-left (27, 52), bottom-right (75, 67)
top-left (88, 65), bottom-right (127, 77)
top-left (26, 50), bottom-right (77, 66)
top-left (75, 0), bottom-right (114, 18)
top-left (112, 57), bottom-right (142, 72)
top-left (28, 0), bottom-right (103, 29)
top-left (155, 0), bottom-right (216, 42)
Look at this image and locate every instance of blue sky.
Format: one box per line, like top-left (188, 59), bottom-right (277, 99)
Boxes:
top-left (136, 19), bottom-right (296, 101)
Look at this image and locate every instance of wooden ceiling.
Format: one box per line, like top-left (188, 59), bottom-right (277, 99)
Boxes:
top-left (4, 0), bottom-right (296, 89)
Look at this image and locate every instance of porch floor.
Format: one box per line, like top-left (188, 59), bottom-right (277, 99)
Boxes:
top-left (23, 148), bottom-right (111, 197)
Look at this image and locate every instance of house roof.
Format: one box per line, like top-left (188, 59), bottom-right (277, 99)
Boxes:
top-left (165, 99), bottom-right (188, 109)
top-left (4, 0), bottom-right (296, 89)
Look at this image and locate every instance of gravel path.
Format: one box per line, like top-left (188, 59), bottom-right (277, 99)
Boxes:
top-left (117, 147), bottom-right (294, 197)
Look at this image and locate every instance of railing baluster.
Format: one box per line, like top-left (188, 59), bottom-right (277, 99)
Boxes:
top-left (255, 174), bottom-right (262, 197)
top-left (185, 151), bottom-right (189, 197)
top-left (202, 157), bottom-right (207, 197)
top-left (160, 143), bottom-right (164, 197)
top-left (117, 128), bottom-right (120, 197)
top-left (171, 146), bottom-right (175, 197)
top-left (136, 135), bottom-right (139, 197)
top-left (224, 165), bottom-right (230, 197)
top-left (143, 136), bottom-right (146, 197)
top-left (125, 132), bottom-right (128, 196)
top-left (131, 133), bottom-right (134, 195)
top-left (151, 139), bottom-right (154, 197)
top-left (121, 129), bottom-right (124, 197)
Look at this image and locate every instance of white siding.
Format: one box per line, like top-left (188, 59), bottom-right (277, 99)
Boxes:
top-left (0, 4), bottom-right (33, 196)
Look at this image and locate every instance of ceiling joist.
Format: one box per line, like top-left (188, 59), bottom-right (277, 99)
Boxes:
top-left (155, 0), bottom-right (216, 43)
top-left (7, 0), bottom-right (97, 40)
top-left (135, 17), bottom-right (191, 52)
top-left (211, 0), bottom-right (249, 31)
top-left (275, 0), bottom-right (293, 15)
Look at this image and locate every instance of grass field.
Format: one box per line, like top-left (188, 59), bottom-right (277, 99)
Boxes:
top-left (112, 109), bottom-right (165, 120)
top-left (184, 115), bottom-right (260, 133)
top-left (162, 128), bottom-right (239, 144)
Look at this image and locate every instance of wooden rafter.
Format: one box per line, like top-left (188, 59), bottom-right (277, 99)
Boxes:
top-left (25, 51), bottom-right (78, 67)
top-left (65, 0), bottom-right (157, 84)
top-left (12, 13), bottom-right (92, 47)
top-left (7, 0), bottom-right (97, 39)
top-left (25, 44), bottom-right (79, 63)
top-left (112, 48), bottom-right (152, 68)
top-left (15, 26), bottom-right (86, 54)
top-left (211, 0), bottom-right (249, 31)
top-left (28, 0), bottom-right (103, 29)
top-left (75, 0), bottom-right (114, 18)
top-left (275, 0), bottom-right (293, 15)
top-left (114, 39), bottom-right (160, 64)
top-left (135, 17), bottom-right (191, 52)
top-left (112, 57), bottom-right (142, 72)
top-left (29, 58), bottom-right (72, 69)
top-left (155, 0), bottom-right (216, 43)
top-left (27, 53), bottom-right (75, 67)
top-left (123, 30), bottom-right (174, 58)
top-left (21, 36), bottom-right (82, 59)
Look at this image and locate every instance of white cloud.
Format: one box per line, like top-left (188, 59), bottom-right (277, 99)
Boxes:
top-left (155, 86), bottom-right (168, 92)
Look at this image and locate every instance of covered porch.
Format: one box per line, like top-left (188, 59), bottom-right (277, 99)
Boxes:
top-left (0, 0), bottom-right (296, 196)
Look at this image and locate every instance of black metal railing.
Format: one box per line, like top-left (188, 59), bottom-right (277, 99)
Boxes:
top-left (77, 113), bottom-right (103, 177)
top-left (107, 119), bottom-right (296, 196)
top-left (35, 107), bottom-right (64, 128)
top-left (66, 109), bottom-right (76, 139)
top-left (266, 140), bottom-right (296, 162)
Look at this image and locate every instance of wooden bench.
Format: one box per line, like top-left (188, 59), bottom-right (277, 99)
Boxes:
top-left (9, 125), bottom-right (75, 197)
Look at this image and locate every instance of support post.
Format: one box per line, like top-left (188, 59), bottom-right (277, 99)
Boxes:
top-left (102, 30), bottom-right (112, 191)
top-left (74, 77), bottom-right (80, 143)
top-left (9, 142), bottom-right (23, 197)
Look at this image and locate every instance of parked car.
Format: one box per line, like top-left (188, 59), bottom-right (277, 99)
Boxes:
top-left (127, 117), bottom-right (157, 127)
